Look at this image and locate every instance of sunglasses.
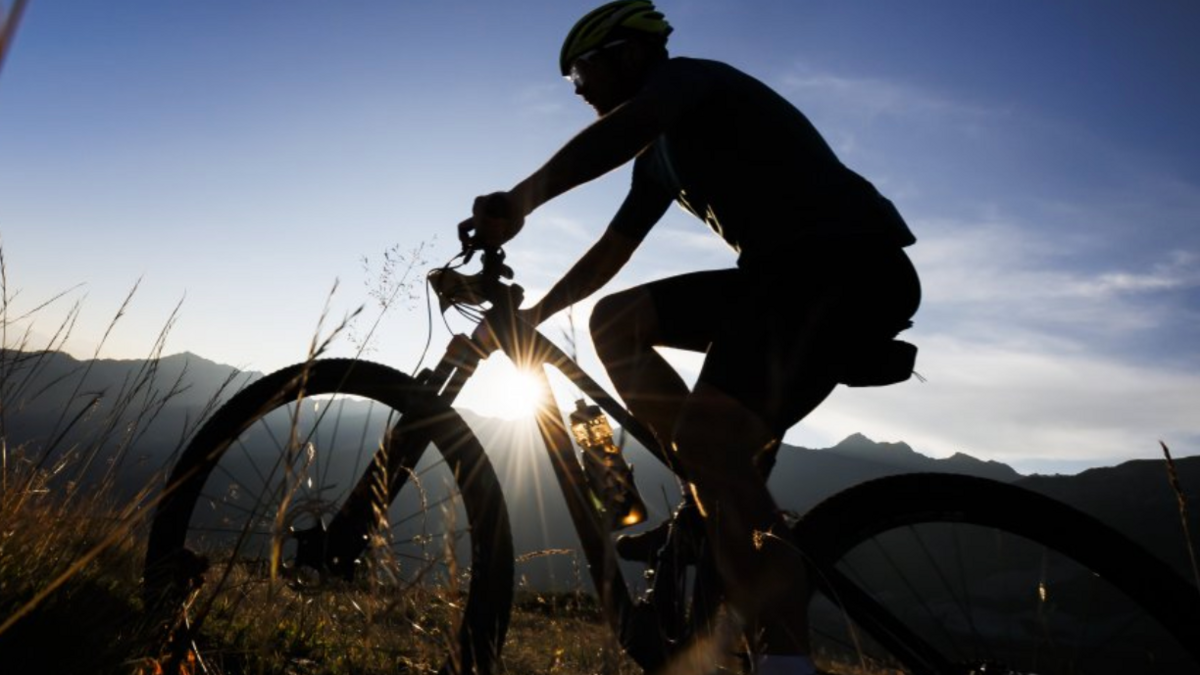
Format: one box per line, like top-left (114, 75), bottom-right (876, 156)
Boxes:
top-left (565, 39), bottom-right (630, 88)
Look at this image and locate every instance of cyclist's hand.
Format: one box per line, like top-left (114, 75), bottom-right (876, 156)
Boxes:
top-left (458, 192), bottom-right (525, 250)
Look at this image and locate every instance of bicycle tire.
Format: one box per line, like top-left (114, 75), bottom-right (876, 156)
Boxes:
top-left (793, 472), bottom-right (1200, 675)
top-left (622, 533), bottom-right (730, 671)
top-left (144, 359), bottom-right (514, 675)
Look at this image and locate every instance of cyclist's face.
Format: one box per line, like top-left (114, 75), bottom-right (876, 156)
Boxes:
top-left (567, 43), bottom-right (636, 116)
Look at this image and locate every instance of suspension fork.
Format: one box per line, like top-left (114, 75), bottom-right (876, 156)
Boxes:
top-left (296, 332), bottom-right (491, 577)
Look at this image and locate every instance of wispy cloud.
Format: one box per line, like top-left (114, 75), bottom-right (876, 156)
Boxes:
top-left (1069, 250), bottom-right (1199, 298)
top-left (913, 214), bottom-right (1200, 342)
top-left (805, 333), bottom-right (1200, 472)
top-left (777, 63), bottom-right (1000, 123)
top-left (514, 82), bottom-right (569, 118)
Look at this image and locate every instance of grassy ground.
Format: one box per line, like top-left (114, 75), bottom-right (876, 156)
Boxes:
top-left (0, 246), bottom-right (647, 674)
top-left (0, 456), bottom-right (644, 675)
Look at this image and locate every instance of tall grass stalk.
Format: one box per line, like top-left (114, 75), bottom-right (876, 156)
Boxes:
top-left (145, 279), bottom-right (482, 674)
top-left (0, 243), bottom-right (248, 673)
top-left (1, 241), bottom-right (651, 674)
top-left (0, 0), bottom-right (29, 80)
top-left (1160, 440), bottom-right (1200, 592)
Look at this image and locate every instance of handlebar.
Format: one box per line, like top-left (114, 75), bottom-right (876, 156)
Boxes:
top-left (428, 244), bottom-right (523, 314)
top-left (463, 244), bottom-right (513, 281)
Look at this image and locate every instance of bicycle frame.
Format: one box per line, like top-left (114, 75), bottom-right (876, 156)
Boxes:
top-left (413, 251), bottom-right (954, 669)
top-left (415, 249), bottom-right (684, 665)
top-left (307, 250), bottom-right (962, 670)
top-left (144, 244), bottom-right (1200, 675)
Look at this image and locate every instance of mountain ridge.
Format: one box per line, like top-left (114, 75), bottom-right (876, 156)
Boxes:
top-left (4, 349), bottom-right (1198, 588)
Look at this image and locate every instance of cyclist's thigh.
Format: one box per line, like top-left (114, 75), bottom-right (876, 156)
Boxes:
top-left (698, 246), bottom-right (920, 436)
top-left (641, 269), bottom-right (746, 352)
top-left (697, 276), bottom-right (838, 438)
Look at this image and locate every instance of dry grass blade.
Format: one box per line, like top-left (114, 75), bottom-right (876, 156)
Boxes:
top-left (0, 0), bottom-right (29, 78)
top-left (1160, 440), bottom-right (1200, 593)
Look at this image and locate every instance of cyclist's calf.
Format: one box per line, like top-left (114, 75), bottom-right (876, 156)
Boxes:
top-left (672, 383), bottom-right (812, 653)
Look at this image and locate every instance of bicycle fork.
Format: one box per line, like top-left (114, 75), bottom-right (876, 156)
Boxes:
top-left (294, 334), bottom-right (490, 578)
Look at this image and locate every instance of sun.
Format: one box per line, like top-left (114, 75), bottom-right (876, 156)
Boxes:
top-left (462, 357), bottom-right (547, 421)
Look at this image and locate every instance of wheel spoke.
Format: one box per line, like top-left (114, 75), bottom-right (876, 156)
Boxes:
top-left (800, 474), bottom-right (1200, 675)
top-left (144, 360), bottom-right (513, 675)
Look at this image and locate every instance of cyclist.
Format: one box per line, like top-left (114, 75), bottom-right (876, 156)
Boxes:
top-left (458, 2), bottom-right (920, 673)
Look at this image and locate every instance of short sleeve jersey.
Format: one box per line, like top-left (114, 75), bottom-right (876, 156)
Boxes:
top-left (610, 57), bottom-right (916, 269)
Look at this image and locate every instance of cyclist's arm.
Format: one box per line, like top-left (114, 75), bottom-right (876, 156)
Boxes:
top-left (509, 93), bottom-right (668, 218)
top-left (524, 171), bottom-right (673, 324)
top-left (458, 98), bottom-right (663, 249)
top-left (525, 228), bottom-right (639, 325)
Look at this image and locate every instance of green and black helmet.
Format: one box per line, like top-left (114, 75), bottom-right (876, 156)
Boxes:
top-left (559, 0), bottom-right (673, 76)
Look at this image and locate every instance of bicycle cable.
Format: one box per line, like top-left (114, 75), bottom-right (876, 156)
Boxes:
top-left (413, 249), bottom-right (487, 374)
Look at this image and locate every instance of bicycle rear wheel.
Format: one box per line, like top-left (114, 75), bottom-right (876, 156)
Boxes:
top-left (144, 359), bottom-right (514, 675)
top-left (796, 473), bottom-right (1200, 675)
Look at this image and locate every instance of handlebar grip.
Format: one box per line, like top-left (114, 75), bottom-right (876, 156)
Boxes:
top-left (461, 193), bottom-right (514, 262)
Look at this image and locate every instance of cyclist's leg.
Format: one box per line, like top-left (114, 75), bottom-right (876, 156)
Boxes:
top-left (673, 382), bottom-right (828, 657)
top-left (670, 246), bottom-right (920, 658)
top-left (590, 271), bottom-right (736, 455)
top-left (672, 334), bottom-right (838, 658)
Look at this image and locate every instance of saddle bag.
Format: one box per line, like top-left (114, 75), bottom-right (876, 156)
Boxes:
top-left (836, 339), bottom-right (918, 387)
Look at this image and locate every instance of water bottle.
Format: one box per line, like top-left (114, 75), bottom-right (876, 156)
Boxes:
top-left (568, 399), bottom-right (647, 530)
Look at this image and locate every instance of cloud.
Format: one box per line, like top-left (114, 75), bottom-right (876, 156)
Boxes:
top-left (649, 223), bottom-right (732, 254)
top-left (514, 82), bottom-right (569, 117)
top-left (1069, 250), bottom-right (1200, 298)
top-left (800, 333), bottom-right (1200, 472)
top-left (910, 211), bottom-right (1200, 347)
top-left (531, 212), bottom-right (592, 241)
top-left (808, 209), bottom-right (1200, 470)
top-left (777, 64), bottom-right (999, 124)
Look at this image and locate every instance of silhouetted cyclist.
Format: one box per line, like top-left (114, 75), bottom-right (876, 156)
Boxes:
top-left (458, 2), bottom-right (920, 673)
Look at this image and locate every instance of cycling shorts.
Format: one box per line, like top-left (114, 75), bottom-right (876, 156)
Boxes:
top-left (643, 244), bottom-right (920, 436)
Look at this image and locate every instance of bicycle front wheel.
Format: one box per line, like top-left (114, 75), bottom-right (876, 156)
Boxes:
top-left (145, 359), bottom-right (514, 675)
top-left (796, 473), bottom-right (1200, 675)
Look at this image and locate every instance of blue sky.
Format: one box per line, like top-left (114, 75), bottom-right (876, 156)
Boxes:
top-left (2, 1), bottom-right (1197, 473)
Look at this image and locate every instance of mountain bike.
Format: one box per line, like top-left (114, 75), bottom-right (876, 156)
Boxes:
top-left (143, 247), bottom-right (1200, 675)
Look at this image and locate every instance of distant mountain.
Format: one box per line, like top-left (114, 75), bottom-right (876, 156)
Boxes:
top-left (1016, 458), bottom-right (1200, 578)
top-left (4, 350), bottom-right (1197, 590)
top-left (823, 432), bottom-right (1023, 482)
top-left (1, 349), bottom-right (258, 411)
top-left (463, 411), bottom-right (1200, 588)
top-left (763, 434), bottom-right (1023, 517)
top-left (1, 349), bottom-right (260, 490)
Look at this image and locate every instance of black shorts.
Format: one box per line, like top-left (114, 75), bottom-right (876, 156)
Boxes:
top-left (644, 245), bottom-right (920, 435)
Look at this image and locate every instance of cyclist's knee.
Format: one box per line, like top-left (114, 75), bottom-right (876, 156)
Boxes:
top-left (590, 288), bottom-right (657, 354)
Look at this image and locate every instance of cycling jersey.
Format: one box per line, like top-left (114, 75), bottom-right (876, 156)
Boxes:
top-left (609, 57), bottom-right (916, 268)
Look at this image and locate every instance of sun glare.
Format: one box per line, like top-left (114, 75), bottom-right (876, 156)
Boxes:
top-left (466, 358), bottom-right (547, 421)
